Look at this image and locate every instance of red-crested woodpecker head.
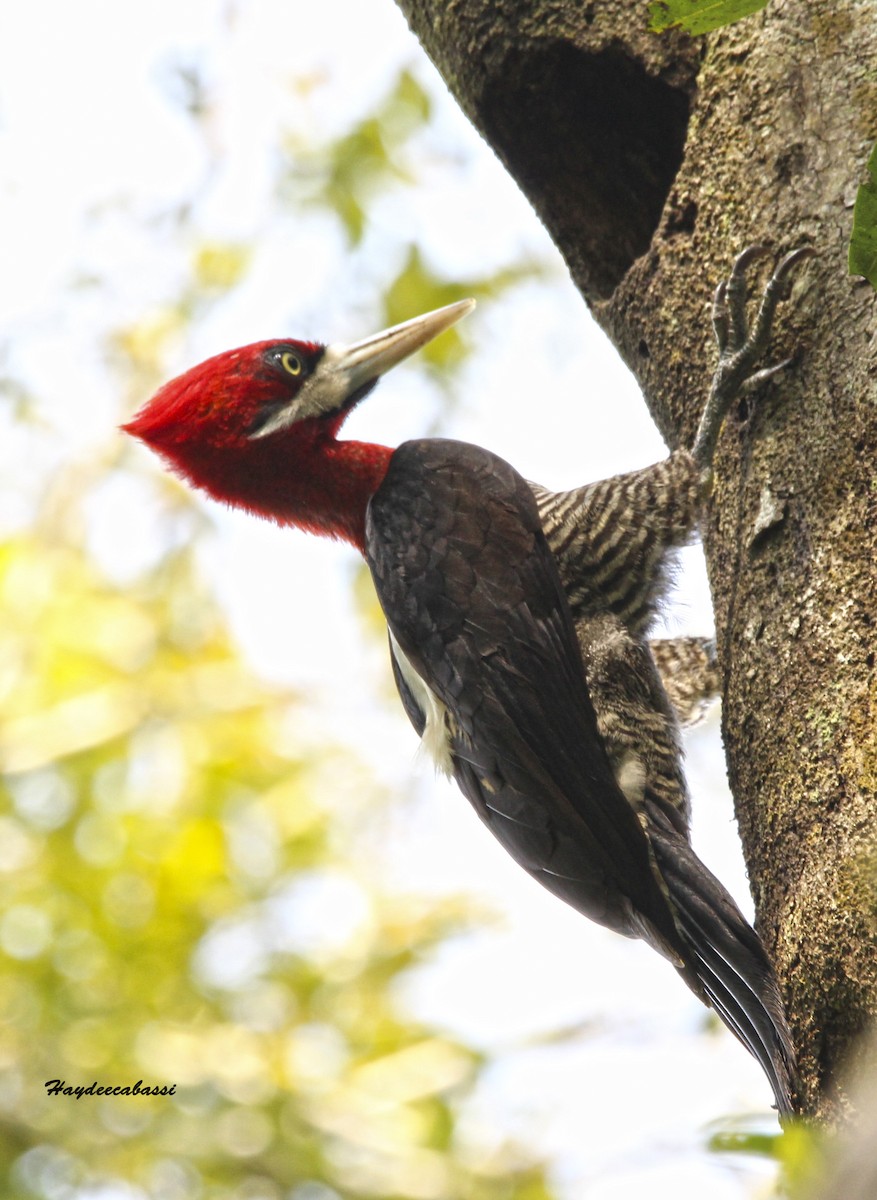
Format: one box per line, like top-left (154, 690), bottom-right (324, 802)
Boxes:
top-left (123, 299), bottom-right (474, 548)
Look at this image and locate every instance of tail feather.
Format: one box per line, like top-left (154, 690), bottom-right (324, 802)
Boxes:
top-left (645, 799), bottom-right (798, 1117)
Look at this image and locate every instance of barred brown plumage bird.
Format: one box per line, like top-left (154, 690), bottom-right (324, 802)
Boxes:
top-left (124, 246), bottom-right (812, 1117)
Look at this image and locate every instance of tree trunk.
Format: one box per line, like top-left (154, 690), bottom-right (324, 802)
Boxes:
top-left (394, 0), bottom-right (877, 1120)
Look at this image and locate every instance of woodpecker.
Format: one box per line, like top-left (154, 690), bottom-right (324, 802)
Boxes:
top-left (124, 247), bottom-right (811, 1116)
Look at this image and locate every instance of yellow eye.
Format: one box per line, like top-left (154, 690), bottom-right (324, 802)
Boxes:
top-left (281, 351), bottom-right (302, 376)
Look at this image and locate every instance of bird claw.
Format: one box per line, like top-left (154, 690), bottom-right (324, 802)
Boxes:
top-left (720, 244), bottom-right (772, 352)
top-left (693, 245), bottom-right (815, 470)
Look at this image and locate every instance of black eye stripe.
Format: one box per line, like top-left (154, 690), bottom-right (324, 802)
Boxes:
top-left (246, 399), bottom-right (289, 437)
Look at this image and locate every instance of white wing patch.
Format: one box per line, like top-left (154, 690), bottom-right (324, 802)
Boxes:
top-left (388, 631), bottom-right (453, 777)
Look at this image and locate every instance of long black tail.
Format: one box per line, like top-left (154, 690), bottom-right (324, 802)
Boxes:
top-left (645, 800), bottom-right (798, 1118)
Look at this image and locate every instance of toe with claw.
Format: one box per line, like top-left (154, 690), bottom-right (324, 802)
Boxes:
top-left (692, 245), bottom-right (815, 471)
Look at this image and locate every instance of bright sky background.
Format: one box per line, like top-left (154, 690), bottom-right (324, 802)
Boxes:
top-left (0, 2), bottom-right (781, 1197)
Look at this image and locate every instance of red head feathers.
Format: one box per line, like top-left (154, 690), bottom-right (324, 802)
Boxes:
top-left (123, 300), bottom-right (474, 548)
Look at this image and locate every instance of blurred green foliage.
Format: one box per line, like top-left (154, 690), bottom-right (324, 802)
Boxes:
top-left (0, 48), bottom-right (558, 1200)
top-left (111, 240), bottom-right (254, 390)
top-left (383, 246), bottom-right (547, 375)
top-left (0, 531), bottom-right (553, 1199)
top-left (707, 1115), bottom-right (826, 1198)
top-left (283, 70), bottom-right (432, 246)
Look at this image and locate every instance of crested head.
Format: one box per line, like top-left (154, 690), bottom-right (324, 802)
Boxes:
top-left (122, 335), bottom-right (382, 546)
top-left (122, 338), bottom-right (328, 454)
top-left (122, 299), bottom-right (475, 548)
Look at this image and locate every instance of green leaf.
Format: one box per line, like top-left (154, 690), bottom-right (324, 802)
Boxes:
top-left (706, 1115), bottom-right (826, 1198)
top-left (649, 0), bottom-right (768, 35)
top-left (849, 141), bottom-right (877, 290)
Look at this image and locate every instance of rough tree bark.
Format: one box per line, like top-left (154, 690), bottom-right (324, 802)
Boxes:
top-left (394, 0), bottom-right (877, 1121)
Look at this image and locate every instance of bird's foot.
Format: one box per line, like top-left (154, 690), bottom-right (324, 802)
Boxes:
top-left (692, 245), bottom-right (815, 470)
